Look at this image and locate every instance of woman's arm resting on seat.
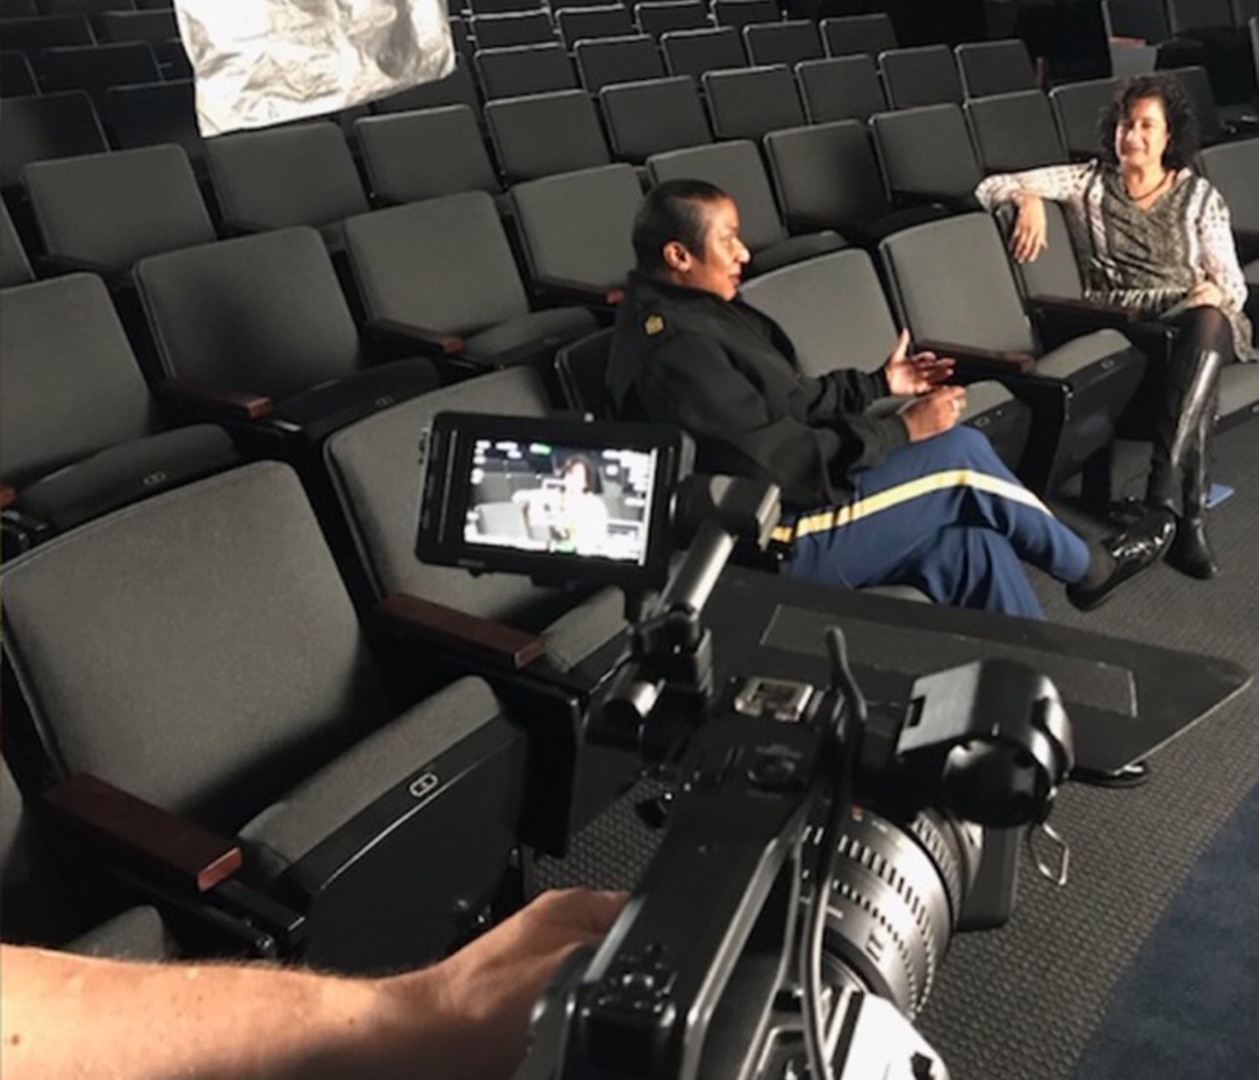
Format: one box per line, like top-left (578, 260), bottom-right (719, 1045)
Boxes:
top-left (1, 888), bottom-right (627, 1080)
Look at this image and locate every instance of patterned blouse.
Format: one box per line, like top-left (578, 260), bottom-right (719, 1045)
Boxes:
top-left (975, 161), bottom-right (1257, 361)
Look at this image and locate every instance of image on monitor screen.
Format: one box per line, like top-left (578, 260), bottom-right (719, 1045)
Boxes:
top-left (464, 439), bottom-right (658, 565)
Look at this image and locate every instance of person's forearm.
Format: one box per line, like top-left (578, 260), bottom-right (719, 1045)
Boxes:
top-left (0, 943), bottom-right (455, 1080)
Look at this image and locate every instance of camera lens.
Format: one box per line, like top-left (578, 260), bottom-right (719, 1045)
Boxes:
top-left (820, 804), bottom-right (982, 1019)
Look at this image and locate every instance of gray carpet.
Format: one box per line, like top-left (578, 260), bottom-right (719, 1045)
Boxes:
top-left (536, 421), bottom-right (1259, 1080)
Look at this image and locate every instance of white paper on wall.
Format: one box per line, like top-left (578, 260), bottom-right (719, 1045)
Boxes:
top-left (174, 0), bottom-right (453, 137)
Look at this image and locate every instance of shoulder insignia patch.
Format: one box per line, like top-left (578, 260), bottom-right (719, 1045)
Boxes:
top-left (644, 314), bottom-right (664, 336)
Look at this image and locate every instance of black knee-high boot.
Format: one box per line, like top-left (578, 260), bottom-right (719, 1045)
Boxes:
top-left (1163, 348), bottom-right (1224, 577)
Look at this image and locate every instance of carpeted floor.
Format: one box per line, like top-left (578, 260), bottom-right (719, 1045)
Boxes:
top-left (536, 420), bottom-right (1259, 1080)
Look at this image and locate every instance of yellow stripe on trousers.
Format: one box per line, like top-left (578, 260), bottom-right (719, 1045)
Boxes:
top-left (769, 469), bottom-right (1052, 545)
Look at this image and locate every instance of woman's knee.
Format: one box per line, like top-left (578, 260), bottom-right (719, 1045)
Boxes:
top-left (1174, 304), bottom-right (1234, 358)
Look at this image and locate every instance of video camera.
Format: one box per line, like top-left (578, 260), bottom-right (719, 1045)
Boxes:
top-left (417, 413), bottom-right (1077, 1080)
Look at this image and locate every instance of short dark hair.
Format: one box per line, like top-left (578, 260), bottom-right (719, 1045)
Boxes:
top-left (559, 453), bottom-right (602, 493)
top-left (1098, 73), bottom-right (1199, 171)
top-left (631, 179), bottom-right (730, 273)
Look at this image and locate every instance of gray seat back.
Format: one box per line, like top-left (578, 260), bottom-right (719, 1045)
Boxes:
top-left (1199, 138), bottom-right (1259, 236)
top-left (600, 75), bottom-right (713, 162)
top-left (878, 44), bottom-right (964, 109)
top-left (471, 10), bottom-right (557, 49)
top-left (870, 103), bottom-right (983, 204)
top-left (510, 164), bottom-right (641, 292)
top-left (555, 327), bottom-right (617, 416)
top-left (344, 193), bottom-right (529, 335)
top-left (711, 0), bottom-right (777, 32)
top-left (764, 119), bottom-right (890, 234)
top-left (1, 274), bottom-right (154, 488)
top-left (1, 462), bottom-right (390, 833)
top-left (136, 228), bottom-right (365, 398)
top-left (635, 1), bottom-right (711, 41)
top-left (355, 106), bottom-right (501, 204)
top-left (323, 366), bottom-right (587, 631)
top-left (104, 80), bottom-right (203, 168)
top-left (474, 42), bottom-right (578, 99)
top-left (647, 139), bottom-right (786, 251)
top-left (820, 14), bottom-right (896, 58)
top-left (702, 64), bottom-right (805, 141)
top-left (555, 8), bottom-right (635, 52)
top-left (1048, 77), bottom-right (1117, 159)
top-left (1005, 200), bottom-right (1088, 300)
top-left (879, 213), bottom-right (1038, 355)
top-left (205, 121), bottom-right (369, 232)
top-left (1167, 0), bottom-right (1233, 34)
top-left (965, 90), bottom-right (1068, 174)
top-left (38, 41), bottom-right (161, 107)
top-left (661, 25), bottom-right (746, 79)
top-left (742, 20), bottom-right (823, 67)
top-left (486, 88), bottom-right (612, 183)
top-left (0, 90), bottom-right (107, 189)
top-left (24, 144), bottom-right (215, 271)
top-left (741, 248), bottom-right (898, 376)
top-left (795, 54), bottom-right (886, 123)
top-left (574, 33), bottom-right (665, 93)
top-left (373, 63), bottom-right (479, 113)
top-left (954, 39), bottom-right (1037, 98)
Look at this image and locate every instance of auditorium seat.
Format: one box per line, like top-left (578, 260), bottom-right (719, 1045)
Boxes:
top-left (660, 25), bottom-right (746, 79)
top-left (1166, 0), bottom-right (1255, 106)
top-left (634, 1), bottom-right (711, 41)
top-left (965, 90), bottom-right (1069, 174)
top-left (203, 121), bottom-right (370, 249)
top-left (742, 20), bottom-right (822, 68)
top-left (468, 0), bottom-right (543, 13)
top-left (355, 105), bottom-right (504, 205)
top-left (1, 459), bottom-right (531, 972)
top-left (819, 13), bottom-right (897, 58)
top-left (371, 62), bottom-right (480, 115)
top-left (647, 140), bottom-right (846, 275)
top-left (36, 41), bottom-right (162, 110)
top-left (485, 88), bottom-right (612, 182)
top-left (574, 33), bottom-right (665, 92)
top-left (600, 75), bottom-right (713, 161)
top-left (870, 103), bottom-right (985, 211)
top-left (474, 42), bottom-right (578, 99)
top-left (555, 7), bottom-right (635, 51)
top-left (1049, 76), bottom-right (1118, 160)
top-left (134, 227), bottom-right (441, 447)
top-left (0, 15), bottom-right (93, 59)
top-left (509, 163), bottom-right (643, 306)
top-left (103, 80), bottom-right (204, 174)
top-left (0, 91), bottom-right (108, 194)
top-left (711, 0), bottom-right (778, 33)
top-left (97, 9), bottom-right (178, 45)
top-left (0, 49), bottom-right (39, 96)
top-left (322, 365), bottom-right (634, 849)
top-left (954, 39), bottom-right (1038, 99)
top-left (702, 64), bottom-right (805, 141)
top-left (0, 273), bottom-right (239, 556)
top-left (763, 119), bottom-right (949, 248)
top-left (342, 193), bottom-right (598, 374)
top-left (554, 326), bottom-right (617, 417)
top-left (471, 10), bottom-right (557, 49)
top-left (24, 144), bottom-right (215, 279)
top-left (739, 247), bottom-right (1032, 471)
top-left (795, 54), bottom-right (887, 124)
top-left (878, 44), bottom-right (964, 110)
top-left (1198, 138), bottom-right (1259, 263)
top-left (879, 213), bottom-right (1148, 494)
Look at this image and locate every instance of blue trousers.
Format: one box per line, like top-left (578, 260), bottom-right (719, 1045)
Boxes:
top-left (779, 427), bottom-right (1091, 619)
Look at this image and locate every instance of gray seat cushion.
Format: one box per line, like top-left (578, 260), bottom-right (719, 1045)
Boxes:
top-left (462, 307), bottom-right (598, 366)
top-left (749, 231), bottom-right (848, 275)
top-left (239, 677), bottom-right (500, 867)
top-left (1035, 328), bottom-right (1133, 380)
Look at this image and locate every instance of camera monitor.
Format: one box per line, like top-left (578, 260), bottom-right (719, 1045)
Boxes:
top-left (416, 412), bottom-right (693, 589)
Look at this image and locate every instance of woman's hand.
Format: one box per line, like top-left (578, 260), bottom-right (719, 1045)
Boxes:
top-left (883, 330), bottom-right (955, 396)
top-left (1009, 192), bottom-right (1048, 263)
top-left (1186, 280), bottom-right (1225, 309)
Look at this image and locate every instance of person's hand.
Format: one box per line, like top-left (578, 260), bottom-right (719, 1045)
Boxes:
top-left (883, 329), bottom-right (955, 396)
top-left (1009, 192), bottom-right (1048, 263)
top-left (391, 888), bottom-right (628, 1080)
top-left (900, 386), bottom-right (967, 441)
top-left (1185, 280), bottom-right (1225, 309)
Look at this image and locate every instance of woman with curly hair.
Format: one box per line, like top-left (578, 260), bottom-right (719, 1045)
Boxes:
top-left (975, 73), bottom-right (1256, 580)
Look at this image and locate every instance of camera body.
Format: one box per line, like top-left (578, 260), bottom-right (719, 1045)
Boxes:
top-left (416, 411), bottom-right (1074, 1080)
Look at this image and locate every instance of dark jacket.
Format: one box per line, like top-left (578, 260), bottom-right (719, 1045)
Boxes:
top-left (607, 272), bottom-right (909, 508)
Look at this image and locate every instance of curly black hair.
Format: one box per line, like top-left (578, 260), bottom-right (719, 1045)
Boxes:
top-left (1098, 73), bottom-right (1200, 171)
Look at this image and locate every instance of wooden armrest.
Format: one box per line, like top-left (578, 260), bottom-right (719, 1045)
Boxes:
top-left (45, 773), bottom-right (242, 892)
top-left (0, 485), bottom-right (15, 511)
top-left (535, 276), bottom-right (624, 307)
top-left (916, 339), bottom-right (1037, 375)
top-left (367, 317), bottom-right (466, 356)
top-left (378, 592), bottom-right (546, 672)
top-left (1027, 295), bottom-right (1142, 324)
top-left (158, 378), bottom-right (273, 421)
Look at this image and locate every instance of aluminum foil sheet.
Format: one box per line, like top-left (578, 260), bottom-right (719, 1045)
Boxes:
top-left (175, 0), bottom-right (453, 136)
